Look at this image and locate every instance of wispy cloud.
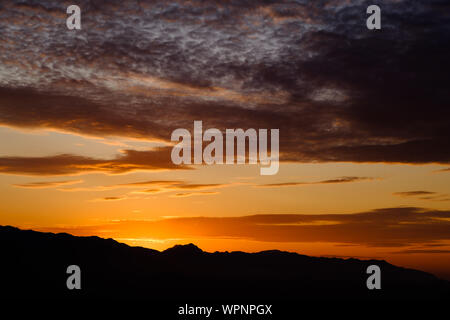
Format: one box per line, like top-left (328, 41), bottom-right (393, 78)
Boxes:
top-left (96, 196), bottom-right (125, 202)
top-left (170, 192), bottom-right (219, 198)
top-left (257, 176), bottom-right (375, 188)
top-left (118, 180), bottom-right (181, 187)
top-left (391, 249), bottom-right (450, 255)
top-left (12, 179), bottom-right (82, 188)
top-left (66, 180), bottom-right (233, 200)
top-left (393, 191), bottom-right (450, 202)
top-left (110, 182), bottom-right (231, 200)
top-left (393, 191), bottom-right (437, 197)
top-left (167, 183), bottom-right (226, 190)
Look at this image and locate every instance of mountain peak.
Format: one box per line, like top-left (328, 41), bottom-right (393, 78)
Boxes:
top-left (163, 243), bottom-right (203, 255)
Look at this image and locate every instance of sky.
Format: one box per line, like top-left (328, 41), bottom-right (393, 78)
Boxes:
top-left (1, 0), bottom-right (450, 279)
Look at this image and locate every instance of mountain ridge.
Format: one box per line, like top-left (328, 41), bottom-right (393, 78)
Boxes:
top-left (1, 225), bottom-right (449, 300)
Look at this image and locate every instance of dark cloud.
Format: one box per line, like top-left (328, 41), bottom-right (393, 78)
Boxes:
top-left (393, 190), bottom-right (450, 202)
top-left (0, 147), bottom-right (189, 175)
top-left (136, 189), bottom-right (162, 194)
top-left (101, 196), bottom-right (123, 201)
top-left (39, 207), bottom-right (450, 248)
top-left (393, 191), bottom-right (437, 197)
top-left (0, 1), bottom-right (449, 164)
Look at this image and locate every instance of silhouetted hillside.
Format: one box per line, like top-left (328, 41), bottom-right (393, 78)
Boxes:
top-left (1, 225), bottom-right (449, 300)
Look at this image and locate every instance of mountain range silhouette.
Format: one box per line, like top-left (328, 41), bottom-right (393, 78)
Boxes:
top-left (1, 225), bottom-right (449, 300)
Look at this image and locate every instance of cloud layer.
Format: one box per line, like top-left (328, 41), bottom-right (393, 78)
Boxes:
top-left (39, 207), bottom-right (450, 248)
top-left (0, 0), bottom-right (449, 169)
top-left (0, 147), bottom-right (186, 175)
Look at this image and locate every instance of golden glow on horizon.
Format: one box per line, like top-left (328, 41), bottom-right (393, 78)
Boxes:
top-left (1, 125), bottom-right (450, 279)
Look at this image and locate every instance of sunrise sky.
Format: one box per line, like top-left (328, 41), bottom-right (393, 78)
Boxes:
top-left (1, 0), bottom-right (450, 280)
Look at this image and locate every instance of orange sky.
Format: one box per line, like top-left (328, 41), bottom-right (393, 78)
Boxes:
top-left (1, 126), bottom-right (450, 279)
top-left (1, 0), bottom-right (450, 282)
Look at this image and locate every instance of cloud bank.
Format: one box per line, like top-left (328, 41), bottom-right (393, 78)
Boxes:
top-left (39, 207), bottom-right (450, 248)
top-left (0, 0), bottom-right (449, 169)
